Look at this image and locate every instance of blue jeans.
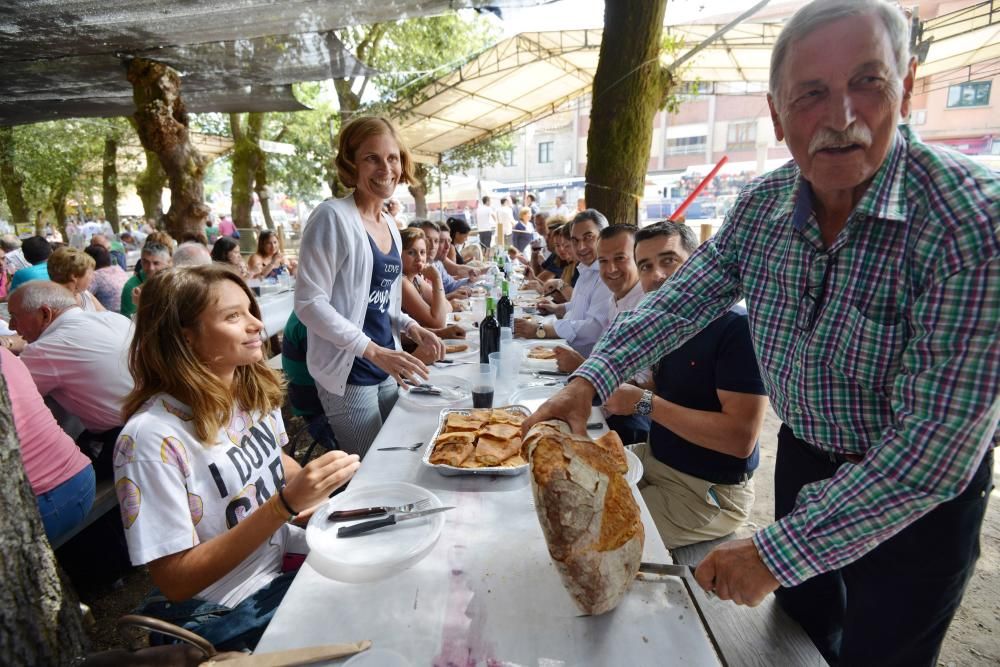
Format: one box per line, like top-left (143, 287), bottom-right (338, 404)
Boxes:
top-left (773, 424), bottom-right (992, 666)
top-left (137, 570), bottom-right (297, 652)
top-left (37, 465), bottom-right (95, 544)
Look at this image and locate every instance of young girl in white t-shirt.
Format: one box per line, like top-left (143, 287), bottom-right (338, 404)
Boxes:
top-left (114, 264), bottom-right (359, 650)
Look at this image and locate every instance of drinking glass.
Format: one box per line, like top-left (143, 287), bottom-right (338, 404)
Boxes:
top-left (472, 363), bottom-right (497, 409)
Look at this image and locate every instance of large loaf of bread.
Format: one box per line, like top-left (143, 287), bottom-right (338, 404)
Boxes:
top-left (523, 420), bottom-right (644, 615)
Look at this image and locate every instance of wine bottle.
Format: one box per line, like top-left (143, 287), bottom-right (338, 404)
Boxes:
top-left (480, 296), bottom-right (501, 364)
top-left (496, 280), bottom-right (514, 328)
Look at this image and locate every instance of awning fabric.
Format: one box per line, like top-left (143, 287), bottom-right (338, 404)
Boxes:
top-left (392, 24), bottom-right (781, 163)
top-left (916, 0), bottom-right (1000, 78)
top-left (0, 0), bottom-right (544, 126)
top-left (393, 3), bottom-right (1000, 163)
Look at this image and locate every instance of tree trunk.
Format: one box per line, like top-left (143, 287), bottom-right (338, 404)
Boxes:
top-left (50, 185), bottom-right (69, 242)
top-left (136, 149), bottom-right (167, 224)
top-left (410, 164), bottom-right (429, 218)
top-left (0, 370), bottom-right (89, 664)
top-left (102, 136), bottom-right (121, 233)
top-left (230, 113), bottom-right (263, 230)
top-left (127, 58), bottom-right (209, 240)
top-left (0, 127), bottom-right (30, 225)
top-left (585, 0), bottom-right (669, 226)
top-left (248, 113), bottom-right (274, 231)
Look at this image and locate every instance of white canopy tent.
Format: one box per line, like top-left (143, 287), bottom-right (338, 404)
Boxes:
top-left (393, 1), bottom-right (1000, 163)
top-left (393, 21), bottom-right (781, 163)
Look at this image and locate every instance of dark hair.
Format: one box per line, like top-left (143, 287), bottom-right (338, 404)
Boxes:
top-left (22, 236), bottom-right (52, 264)
top-left (481, 196), bottom-right (491, 205)
top-left (84, 244), bottom-right (112, 269)
top-left (634, 221), bottom-right (699, 255)
top-left (256, 230), bottom-right (277, 257)
top-left (447, 216), bottom-right (471, 238)
top-left (599, 224), bottom-right (638, 242)
top-left (526, 193), bottom-right (536, 203)
top-left (436, 220), bottom-right (449, 233)
top-left (211, 236), bottom-right (241, 263)
top-left (570, 208), bottom-right (609, 231)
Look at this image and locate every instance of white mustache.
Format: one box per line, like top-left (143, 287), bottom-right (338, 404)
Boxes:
top-left (809, 123), bottom-right (872, 155)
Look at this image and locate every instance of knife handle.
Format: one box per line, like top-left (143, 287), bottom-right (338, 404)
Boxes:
top-left (328, 507), bottom-right (386, 522)
top-left (337, 515), bottom-right (397, 538)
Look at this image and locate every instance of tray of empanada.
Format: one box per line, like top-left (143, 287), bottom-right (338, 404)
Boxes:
top-left (422, 406), bottom-right (531, 476)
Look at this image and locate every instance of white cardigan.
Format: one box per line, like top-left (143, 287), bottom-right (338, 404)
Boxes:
top-left (294, 195), bottom-right (415, 396)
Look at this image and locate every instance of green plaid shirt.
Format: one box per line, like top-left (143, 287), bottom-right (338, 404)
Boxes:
top-left (576, 126), bottom-right (999, 586)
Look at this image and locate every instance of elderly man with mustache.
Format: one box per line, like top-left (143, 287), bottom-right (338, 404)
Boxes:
top-left (523, 1), bottom-right (998, 664)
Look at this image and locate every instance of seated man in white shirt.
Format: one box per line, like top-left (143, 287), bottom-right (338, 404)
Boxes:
top-left (552, 224), bottom-right (645, 372)
top-left (8, 280), bottom-right (134, 479)
top-left (513, 209), bottom-right (611, 357)
top-left (552, 224), bottom-right (651, 444)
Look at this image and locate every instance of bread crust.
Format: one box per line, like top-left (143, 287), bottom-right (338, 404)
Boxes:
top-left (524, 420), bottom-right (644, 615)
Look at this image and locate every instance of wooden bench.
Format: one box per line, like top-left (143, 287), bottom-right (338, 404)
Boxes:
top-left (672, 535), bottom-right (828, 666)
top-left (51, 477), bottom-right (118, 550)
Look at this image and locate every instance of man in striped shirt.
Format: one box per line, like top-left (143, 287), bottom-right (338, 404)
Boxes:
top-left (523, 1), bottom-right (997, 663)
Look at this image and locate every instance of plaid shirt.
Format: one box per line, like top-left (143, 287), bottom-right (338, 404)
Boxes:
top-left (576, 126), bottom-right (999, 586)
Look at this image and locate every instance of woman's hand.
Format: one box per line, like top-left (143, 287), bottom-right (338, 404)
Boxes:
top-left (281, 450), bottom-right (360, 513)
top-left (421, 264), bottom-right (441, 285)
top-left (365, 342), bottom-right (430, 386)
top-left (406, 324), bottom-right (446, 362)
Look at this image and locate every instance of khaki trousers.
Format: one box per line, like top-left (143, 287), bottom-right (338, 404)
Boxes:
top-left (633, 443), bottom-right (755, 549)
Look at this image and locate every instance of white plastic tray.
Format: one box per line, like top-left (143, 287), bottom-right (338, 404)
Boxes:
top-left (422, 405), bottom-right (531, 476)
top-left (306, 482), bottom-right (445, 583)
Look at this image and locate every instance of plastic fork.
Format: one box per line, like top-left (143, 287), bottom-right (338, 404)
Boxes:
top-left (327, 498), bottom-right (432, 522)
top-left (376, 442), bottom-right (424, 451)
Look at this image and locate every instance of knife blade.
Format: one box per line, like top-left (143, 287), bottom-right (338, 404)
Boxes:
top-left (638, 562), bottom-right (695, 577)
top-left (337, 506), bottom-right (454, 538)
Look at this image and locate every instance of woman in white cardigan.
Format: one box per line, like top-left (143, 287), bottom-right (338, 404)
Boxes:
top-left (294, 117), bottom-right (445, 456)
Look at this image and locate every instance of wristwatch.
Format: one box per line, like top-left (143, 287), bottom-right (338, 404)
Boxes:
top-left (536, 323), bottom-right (546, 339)
top-left (633, 389), bottom-right (654, 416)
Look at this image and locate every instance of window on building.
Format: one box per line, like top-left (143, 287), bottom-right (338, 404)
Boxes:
top-left (538, 141), bottom-right (553, 164)
top-left (666, 135), bottom-right (707, 155)
top-left (726, 122), bottom-right (757, 151)
top-left (502, 149), bottom-right (515, 167)
top-left (947, 81), bottom-right (991, 108)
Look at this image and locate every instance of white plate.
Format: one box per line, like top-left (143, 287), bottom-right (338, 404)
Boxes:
top-left (521, 339), bottom-right (569, 370)
top-left (624, 448), bottom-right (643, 486)
top-left (444, 337), bottom-right (479, 360)
top-left (508, 384), bottom-right (562, 413)
top-left (397, 374), bottom-right (472, 408)
top-left (447, 310), bottom-right (478, 331)
top-left (306, 482), bottom-right (445, 583)
top-left (423, 406), bottom-right (531, 476)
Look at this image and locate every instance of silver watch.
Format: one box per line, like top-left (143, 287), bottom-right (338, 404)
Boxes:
top-left (633, 389), bottom-right (653, 416)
